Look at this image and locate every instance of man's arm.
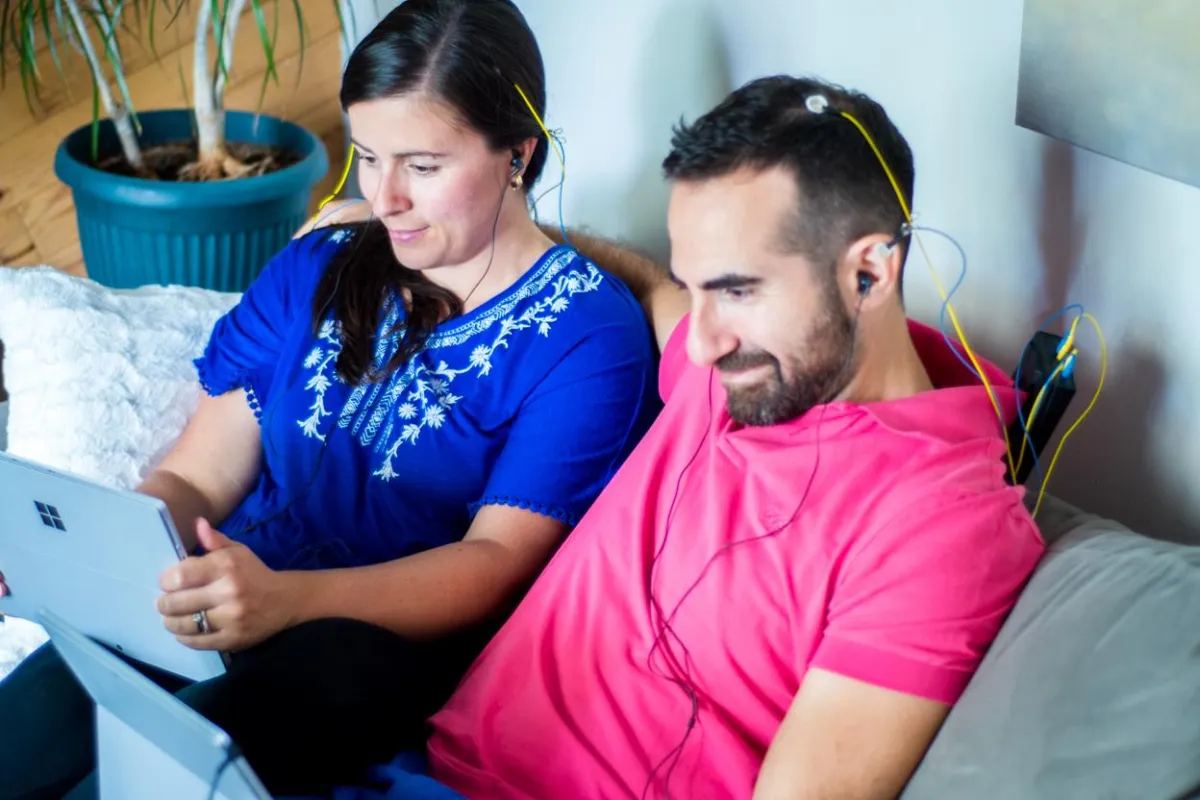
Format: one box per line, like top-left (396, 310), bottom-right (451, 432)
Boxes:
top-left (753, 486), bottom-right (1043, 799)
top-left (753, 668), bottom-right (948, 800)
top-left (299, 207), bottom-right (688, 352)
top-left (541, 226), bottom-right (688, 353)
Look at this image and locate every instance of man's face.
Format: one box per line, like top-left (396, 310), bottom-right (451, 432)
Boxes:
top-left (667, 166), bottom-right (856, 426)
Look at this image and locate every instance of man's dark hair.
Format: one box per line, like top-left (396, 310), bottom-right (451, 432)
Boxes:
top-left (662, 75), bottom-right (915, 282)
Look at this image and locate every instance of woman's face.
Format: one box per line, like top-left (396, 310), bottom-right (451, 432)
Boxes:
top-left (348, 93), bottom-right (518, 271)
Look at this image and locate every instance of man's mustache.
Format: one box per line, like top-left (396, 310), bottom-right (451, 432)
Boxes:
top-left (715, 350), bottom-right (777, 373)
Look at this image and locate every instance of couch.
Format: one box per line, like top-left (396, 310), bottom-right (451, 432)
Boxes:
top-left (1, 265), bottom-right (1198, 799)
top-left (903, 495), bottom-right (1200, 799)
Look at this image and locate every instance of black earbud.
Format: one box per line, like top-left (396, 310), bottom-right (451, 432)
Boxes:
top-left (857, 271), bottom-right (875, 296)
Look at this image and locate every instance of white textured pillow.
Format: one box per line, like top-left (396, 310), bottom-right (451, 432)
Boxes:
top-left (0, 266), bottom-right (240, 490)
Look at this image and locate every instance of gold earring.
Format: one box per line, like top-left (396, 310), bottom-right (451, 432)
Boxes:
top-left (510, 175), bottom-right (524, 190)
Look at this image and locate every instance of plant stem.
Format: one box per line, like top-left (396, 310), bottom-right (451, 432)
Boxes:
top-left (193, 0), bottom-right (219, 163)
top-left (63, 0), bottom-right (145, 170)
top-left (214, 0), bottom-right (248, 109)
top-left (195, 0), bottom-right (248, 167)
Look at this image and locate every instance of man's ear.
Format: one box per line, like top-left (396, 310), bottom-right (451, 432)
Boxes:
top-left (841, 233), bottom-right (902, 304)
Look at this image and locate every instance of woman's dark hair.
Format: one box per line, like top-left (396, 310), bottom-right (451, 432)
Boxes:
top-left (315, 0), bottom-right (549, 385)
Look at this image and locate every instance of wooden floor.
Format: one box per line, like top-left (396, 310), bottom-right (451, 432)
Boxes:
top-left (0, 2), bottom-right (348, 277)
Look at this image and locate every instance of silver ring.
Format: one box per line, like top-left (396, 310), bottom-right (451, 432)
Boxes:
top-left (193, 610), bottom-right (211, 635)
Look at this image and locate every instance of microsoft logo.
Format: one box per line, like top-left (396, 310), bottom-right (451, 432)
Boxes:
top-left (34, 501), bottom-right (66, 531)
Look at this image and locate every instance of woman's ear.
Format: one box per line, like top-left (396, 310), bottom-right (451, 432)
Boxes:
top-left (518, 136), bottom-right (540, 173)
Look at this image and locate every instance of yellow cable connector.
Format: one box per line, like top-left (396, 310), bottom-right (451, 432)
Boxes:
top-left (1033, 313), bottom-right (1105, 517)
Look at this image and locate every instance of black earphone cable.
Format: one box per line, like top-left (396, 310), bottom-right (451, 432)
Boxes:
top-left (230, 165), bottom-right (512, 546)
top-left (460, 164), bottom-right (515, 310)
top-left (206, 744), bottom-right (239, 800)
top-left (640, 301), bottom-right (864, 800)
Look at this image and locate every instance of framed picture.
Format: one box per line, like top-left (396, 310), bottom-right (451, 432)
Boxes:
top-left (1016, 0), bottom-right (1200, 189)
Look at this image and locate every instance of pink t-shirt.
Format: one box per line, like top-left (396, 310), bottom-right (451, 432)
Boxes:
top-left (428, 317), bottom-right (1045, 799)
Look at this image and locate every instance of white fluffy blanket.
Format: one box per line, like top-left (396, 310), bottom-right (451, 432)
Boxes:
top-left (0, 266), bottom-right (240, 680)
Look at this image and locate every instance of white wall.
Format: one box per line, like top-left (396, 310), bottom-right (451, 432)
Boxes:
top-left (336, 0), bottom-right (398, 197)
top-left (347, 0), bottom-right (1200, 542)
top-left (340, 0), bottom-right (394, 53)
top-left (517, 0), bottom-right (1200, 543)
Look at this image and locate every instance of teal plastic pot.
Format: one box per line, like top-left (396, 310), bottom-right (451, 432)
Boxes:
top-left (54, 109), bottom-right (329, 292)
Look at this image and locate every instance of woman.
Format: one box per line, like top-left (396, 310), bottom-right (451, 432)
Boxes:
top-left (0, 1), bottom-right (659, 797)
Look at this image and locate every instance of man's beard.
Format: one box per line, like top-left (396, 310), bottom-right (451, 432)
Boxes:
top-left (717, 284), bottom-right (857, 427)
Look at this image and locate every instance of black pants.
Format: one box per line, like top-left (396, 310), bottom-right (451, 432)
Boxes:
top-left (0, 617), bottom-right (485, 799)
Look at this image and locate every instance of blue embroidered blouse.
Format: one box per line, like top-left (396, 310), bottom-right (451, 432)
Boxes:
top-left (194, 229), bottom-right (659, 572)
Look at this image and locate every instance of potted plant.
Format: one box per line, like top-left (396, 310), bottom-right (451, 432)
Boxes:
top-left (1, 1), bottom-right (346, 291)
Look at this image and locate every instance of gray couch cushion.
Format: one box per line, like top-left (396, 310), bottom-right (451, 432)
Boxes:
top-left (903, 507), bottom-right (1200, 800)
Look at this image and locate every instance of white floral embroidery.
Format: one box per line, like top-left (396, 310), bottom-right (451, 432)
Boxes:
top-left (328, 229), bottom-right (353, 244)
top-left (296, 322), bottom-right (342, 441)
top-left (295, 248), bottom-right (605, 480)
top-left (424, 249), bottom-right (599, 347)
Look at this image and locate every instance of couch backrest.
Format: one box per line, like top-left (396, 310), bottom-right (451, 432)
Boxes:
top-left (903, 505), bottom-right (1200, 799)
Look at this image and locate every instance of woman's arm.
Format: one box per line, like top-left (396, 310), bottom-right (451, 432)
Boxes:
top-left (160, 238), bottom-right (655, 649)
top-left (160, 505), bottom-right (566, 649)
top-left (288, 504), bottom-right (566, 638)
top-left (140, 390), bottom-right (263, 552)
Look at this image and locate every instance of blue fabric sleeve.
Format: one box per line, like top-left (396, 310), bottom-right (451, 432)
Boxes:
top-left (472, 319), bottom-right (656, 527)
top-left (193, 232), bottom-right (333, 416)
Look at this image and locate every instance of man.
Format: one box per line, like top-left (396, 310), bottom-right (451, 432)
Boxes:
top-left (422, 75), bottom-right (1045, 798)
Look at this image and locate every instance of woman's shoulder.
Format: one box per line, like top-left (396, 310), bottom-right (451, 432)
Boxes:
top-left (550, 248), bottom-right (657, 351)
top-left (247, 226), bottom-right (358, 312)
top-left (511, 245), bottom-right (648, 330)
top-left (434, 245), bottom-right (651, 353)
top-left (284, 226), bottom-right (357, 281)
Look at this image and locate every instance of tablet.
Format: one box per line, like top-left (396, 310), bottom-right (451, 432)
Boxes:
top-left (41, 608), bottom-right (269, 800)
top-left (0, 451), bottom-right (227, 681)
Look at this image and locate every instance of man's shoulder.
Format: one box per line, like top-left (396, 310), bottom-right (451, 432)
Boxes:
top-left (852, 446), bottom-right (1042, 563)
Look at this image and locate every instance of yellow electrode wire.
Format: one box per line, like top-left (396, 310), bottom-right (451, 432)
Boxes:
top-left (315, 143), bottom-right (358, 215)
top-left (838, 111), bottom-right (1017, 483)
top-left (513, 83), bottom-right (567, 182)
top-left (1032, 312), bottom-right (1106, 518)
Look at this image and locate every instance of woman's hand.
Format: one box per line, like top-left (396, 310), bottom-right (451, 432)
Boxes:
top-left (157, 519), bottom-right (297, 652)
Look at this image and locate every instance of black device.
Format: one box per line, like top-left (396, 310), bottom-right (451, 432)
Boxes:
top-left (1006, 330), bottom-right (1077, 486)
